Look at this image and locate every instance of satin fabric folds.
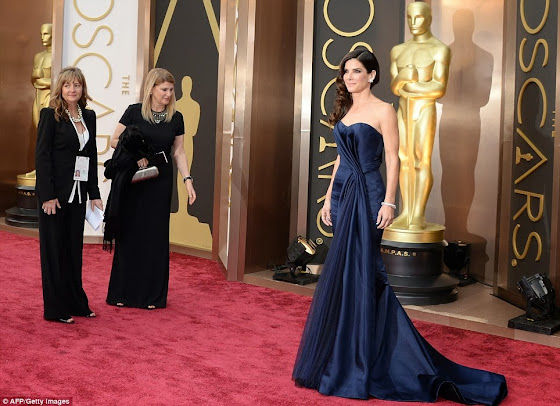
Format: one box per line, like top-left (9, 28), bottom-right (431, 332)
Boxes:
top-left (292, 122), bottom-right (507, 405)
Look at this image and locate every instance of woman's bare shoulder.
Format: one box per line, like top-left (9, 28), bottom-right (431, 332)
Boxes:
top-left (370, 99), bottom-right (396, 116)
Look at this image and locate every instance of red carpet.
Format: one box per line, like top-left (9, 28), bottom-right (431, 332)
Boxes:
top-left (0, 229), bottom-right (558, 405)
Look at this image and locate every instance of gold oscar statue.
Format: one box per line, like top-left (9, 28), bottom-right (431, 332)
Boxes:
top-left (380, 2), bottom-right (457, 305)
top-left (384, 2), bottom-right (451, 243)
top-left (17, 23), bottom-right (52, 188)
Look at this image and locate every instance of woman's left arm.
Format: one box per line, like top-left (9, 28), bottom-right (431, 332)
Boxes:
top-left (377, 103), bottom-right (399, 229)
top-left (173, 134), bottom-right (196, 205)
top-left (86, 110), bottom-right (103, 211)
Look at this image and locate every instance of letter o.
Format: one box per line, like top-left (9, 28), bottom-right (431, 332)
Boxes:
top-left (73, 53), bottom-right (113, 88)
top-left (323, 40), bottom-right (374, 71)
top-left (74, 0), bottom-right (114, 21)
top-left (320, 78), bottom-right (337, 117)
top-left (520, 0), bottom-right (549, 35)
top-left (324, 0), bottom-right (374, 37)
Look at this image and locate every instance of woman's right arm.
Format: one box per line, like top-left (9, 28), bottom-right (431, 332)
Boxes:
top-left (110, 122), bottom-right (148, 167)
top-left (35, 108), bottom-right (56, 203)
top-left (110, 122), bottom-right (126, 149)
top-left (321, 155), bottom-right (340, 227)
top-left (35, 108), bottom-right (61, 214)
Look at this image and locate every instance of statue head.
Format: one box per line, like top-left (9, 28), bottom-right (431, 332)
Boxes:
top-left (41, 23), bottom-right (53, 48)
top-left (407, 2), bottom-right (432, 36)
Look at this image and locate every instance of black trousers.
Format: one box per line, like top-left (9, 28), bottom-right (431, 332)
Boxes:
top-left (38, 200), bottom-right (91, 320)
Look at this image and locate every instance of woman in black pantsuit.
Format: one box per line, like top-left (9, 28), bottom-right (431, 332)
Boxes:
top-left (35, 66), bottom-right (103, 324)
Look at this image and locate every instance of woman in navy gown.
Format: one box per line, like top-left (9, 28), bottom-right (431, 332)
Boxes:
top-left (292, 48), bottom-right (507, 405)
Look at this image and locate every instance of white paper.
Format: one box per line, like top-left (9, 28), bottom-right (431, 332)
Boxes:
top-left (86, 204), bottom-right (104, 231)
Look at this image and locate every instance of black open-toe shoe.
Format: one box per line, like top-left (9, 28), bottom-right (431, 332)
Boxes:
top-left (116, 302), bottom-right (124, 307)
top-left (147, 305), bottom-right (156, 310)
top-left (57, 317), bottom-right (74, 324)
top-left (86, 312), bottom-right (96, 318)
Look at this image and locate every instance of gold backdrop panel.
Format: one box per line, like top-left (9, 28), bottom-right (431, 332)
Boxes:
top-left (430, 0), bottom-right (505, 284)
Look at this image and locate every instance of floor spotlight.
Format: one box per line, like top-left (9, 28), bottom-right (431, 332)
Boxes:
top-left (517, 274), bottom-right (556, 321)
top-left (443, 241), bottom-right (473, 286)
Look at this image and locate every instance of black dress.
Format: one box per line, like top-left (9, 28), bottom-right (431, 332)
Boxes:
top-left (293, 122), bottom-right (507, 405)
top-left (106, 104), bottom-right (184, 309)
top-left (35, 107), bottom-right (101, 320)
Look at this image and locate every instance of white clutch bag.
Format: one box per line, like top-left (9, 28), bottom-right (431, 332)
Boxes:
top-left (131, 166), bottom-right (159, 183)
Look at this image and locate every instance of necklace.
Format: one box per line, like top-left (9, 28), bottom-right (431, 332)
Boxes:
top-left (65, 105), bottom-right (83, 123)
top-left (151, 109), bottom-right (167, 124)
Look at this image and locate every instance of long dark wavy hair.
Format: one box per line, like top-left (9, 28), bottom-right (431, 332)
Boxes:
top-left (328, 47), bottom-right (380, 125)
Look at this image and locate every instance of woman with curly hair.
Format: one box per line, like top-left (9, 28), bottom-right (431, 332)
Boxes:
top-left (292, 47), bottom-right (507, 405)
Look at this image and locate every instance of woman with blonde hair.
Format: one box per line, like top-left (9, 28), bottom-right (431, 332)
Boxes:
top-left (36, 66), bottom-right (103, 324)
top-left (105, 67), bottom-right (196, 309)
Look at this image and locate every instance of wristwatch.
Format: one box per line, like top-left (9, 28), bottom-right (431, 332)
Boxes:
top-left (183, 175), bottom-right (193, 183)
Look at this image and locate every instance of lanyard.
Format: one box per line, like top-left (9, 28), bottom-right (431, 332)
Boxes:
top-left (68, 118), bottom-right (90, 203)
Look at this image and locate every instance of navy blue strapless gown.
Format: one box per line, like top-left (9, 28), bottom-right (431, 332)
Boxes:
top-left (292, 122), bottom-right (507, 405)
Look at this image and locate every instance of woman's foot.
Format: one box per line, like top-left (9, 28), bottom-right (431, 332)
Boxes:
top-left (116, 302), bottom-right (124, 307)
top-left (147, 305), bottom-right (156, 310)
top-left (86, 312), bottom-right (96, 318)
top-left (57, 317), bottom-right (74, 324)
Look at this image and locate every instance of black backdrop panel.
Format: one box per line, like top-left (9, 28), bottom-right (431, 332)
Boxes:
top-left (307, 0), bottom-right (404, 245)
top-left (155, 0), bottom-right (219, 230)
top-left (508, 0), bottom-right (557, 288)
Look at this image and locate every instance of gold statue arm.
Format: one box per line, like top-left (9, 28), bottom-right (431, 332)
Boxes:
top-left (31, 56), bottom-right (51, 89)
top-left (32, 77), bottom-right (51, 89)
top-left (389, 49), bottom-right (412, 96)
top-left (401, 51), bottom-right (451, 99)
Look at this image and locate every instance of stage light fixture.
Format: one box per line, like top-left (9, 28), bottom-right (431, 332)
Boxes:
top-left (517, 273), bottom-right (556, 321)
top-left (443, 241), bottom-right (473, 286)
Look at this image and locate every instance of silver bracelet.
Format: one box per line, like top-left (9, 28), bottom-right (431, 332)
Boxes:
top-left (183, 175), bottom-right (193, 183)
top-left (381, 201), bottom-right (396, 209)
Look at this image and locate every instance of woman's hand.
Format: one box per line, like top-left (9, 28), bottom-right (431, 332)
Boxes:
top-left (42, 198), bottom-right (61, 215)
top-left (185, 180), bottom-right (196, 205)
top-left (321, 199), bottom-right (332, 227)
top-left (137, 158), bottom-right (149, 168)
top-left (91, 199), bottom-right (103, 212)
top-left (376, 204), bottom-right (395, 229)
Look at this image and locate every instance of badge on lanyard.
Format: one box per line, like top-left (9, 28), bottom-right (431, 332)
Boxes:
top-left (74, 156), bottom-right (89, 181)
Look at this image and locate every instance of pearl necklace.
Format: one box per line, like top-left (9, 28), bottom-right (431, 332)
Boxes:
top-left (65, 105), bottom-right (83, 123)
top-left (151, 109), bottom-right (167, 124)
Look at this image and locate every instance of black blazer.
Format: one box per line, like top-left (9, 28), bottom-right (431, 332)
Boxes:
top-left (35, 107), bottom-right (101, 204)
